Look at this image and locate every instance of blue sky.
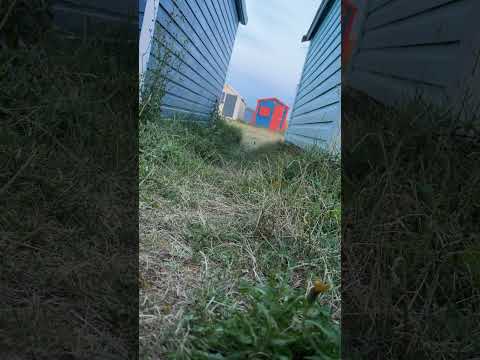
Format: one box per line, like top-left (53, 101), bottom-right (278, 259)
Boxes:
top-left (225, 0), bottom-right (323, 110)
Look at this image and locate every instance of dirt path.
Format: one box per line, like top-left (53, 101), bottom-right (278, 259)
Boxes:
top-left (229, 121), bottom-right (285, 150)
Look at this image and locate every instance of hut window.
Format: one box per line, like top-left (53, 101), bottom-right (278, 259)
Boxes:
top-left (259, 106), bottom-right (271, 116)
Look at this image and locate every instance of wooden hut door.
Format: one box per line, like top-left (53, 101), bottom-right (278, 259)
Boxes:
top-left (270, 105), bottom-right (285, 131)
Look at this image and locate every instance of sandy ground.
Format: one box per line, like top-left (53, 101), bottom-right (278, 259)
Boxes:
top-left (229, 121), bottom-right (285, 149)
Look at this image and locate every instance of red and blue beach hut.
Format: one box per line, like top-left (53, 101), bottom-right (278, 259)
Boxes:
top-left (251, 98), bottom-right (289, 132)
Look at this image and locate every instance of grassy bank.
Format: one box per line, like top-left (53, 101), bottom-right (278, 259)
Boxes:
top-left (342, 89), bottom-right (480, 358)
top-left (139, 118), bottom-right (341, 358)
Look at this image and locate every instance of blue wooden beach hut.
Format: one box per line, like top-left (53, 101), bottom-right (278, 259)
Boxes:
top-left (139, 0), bottom-right (248, 120)
top-left (345, 0), bottom-right (480, 113)
top-left (243, 107), bottom-right (255, 123)
top-left (285, 0), bottom-right (341, 152)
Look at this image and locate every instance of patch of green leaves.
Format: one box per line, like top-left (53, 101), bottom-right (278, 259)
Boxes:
top-left (175, 277), bottom-right (340, 359)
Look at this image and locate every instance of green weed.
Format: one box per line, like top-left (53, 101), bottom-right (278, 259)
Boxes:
top-left (176, 277), bottom-right (340, 360)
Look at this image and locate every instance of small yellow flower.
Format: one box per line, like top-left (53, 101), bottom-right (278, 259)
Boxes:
top-left (306, 279), bottom-right (330, 303)
top-left (314, 280), bottom-right (330, 293)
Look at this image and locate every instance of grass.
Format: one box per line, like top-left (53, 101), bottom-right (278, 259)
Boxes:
top-left (183, 277), bottom-right (340, 359)
top-left (139, 116), bottom-right (341, 358)
top-left (342, 88), bottom-right (480, 359)
top-left (229, 120), bottom-right (286, 150)
top-left (0, 29), bottom-right (138, 358)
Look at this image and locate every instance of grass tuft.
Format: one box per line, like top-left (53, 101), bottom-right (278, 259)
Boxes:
top-left (176, 276), bottom-right (340, 360)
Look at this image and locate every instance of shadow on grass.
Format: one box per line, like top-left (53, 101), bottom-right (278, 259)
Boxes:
top-left (1, 31), bottom-right (138, 357)
top-left (342, 87), bottom-right (480, 358)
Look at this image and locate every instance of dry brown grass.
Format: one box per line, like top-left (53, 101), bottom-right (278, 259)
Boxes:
top-left (229, 120), bottom-right (285, 149)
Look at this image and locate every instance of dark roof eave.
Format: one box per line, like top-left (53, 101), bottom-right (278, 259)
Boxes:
top-left (236, 0), bottom-right (248, 25)
top-left (258, 97), bottom-right (288, 107)
top-left (303, 0), bottom-right (332, 42)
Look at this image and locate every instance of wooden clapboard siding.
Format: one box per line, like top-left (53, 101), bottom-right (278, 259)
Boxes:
top-left (139, 0), bottom-right (159, 94)
top-left (347, 0), bottom-right (480, 107)
top-left (286, 0), bottom-right (341, 152)
top-left (299, 0), bottom-right (341, 82)
top-left (142, 0), bottom-right (246, 120)
top-left (139, 0), bottom-right (147, 32)
top-left (51, 0), bottom-right (137, 35)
